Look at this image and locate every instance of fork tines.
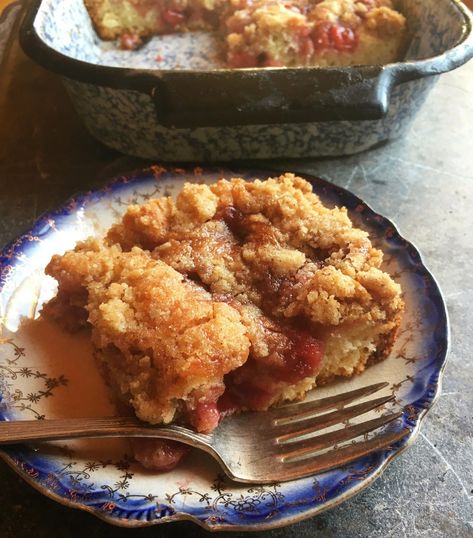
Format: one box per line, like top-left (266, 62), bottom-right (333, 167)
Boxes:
top-left (272, 382), bottom-right (408, 466)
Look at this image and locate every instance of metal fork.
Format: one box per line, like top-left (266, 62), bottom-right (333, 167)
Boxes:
top-left (0, 382), bottom-right (409, 483)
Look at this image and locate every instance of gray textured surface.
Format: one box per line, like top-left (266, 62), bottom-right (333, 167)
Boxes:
top-left (0, 16), bottom-right (472, 538)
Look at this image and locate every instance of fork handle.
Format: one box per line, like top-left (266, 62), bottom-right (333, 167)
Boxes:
top-left (0, 417), bottom-right (210, 447)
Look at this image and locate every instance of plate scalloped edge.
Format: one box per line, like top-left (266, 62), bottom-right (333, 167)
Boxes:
top-left (0, 165), bottom-right (450, 531)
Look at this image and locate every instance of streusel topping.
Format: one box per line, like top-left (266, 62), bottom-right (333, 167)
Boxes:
top-left (44, 173), bottom-right (403, 443)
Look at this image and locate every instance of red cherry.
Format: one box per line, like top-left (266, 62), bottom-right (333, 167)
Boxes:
top-left (119, 33), bottom-right (143, 50)
top-left (162, 8), bottom-right (185, 27)
top-left (329, 24), bottom-right (358, 52)
top-left (191, 401), bottom-right (220, 433)
top-left (312, 22), bottom-right (358, 52)
top-left (281, 329), bottom-right (324, 382)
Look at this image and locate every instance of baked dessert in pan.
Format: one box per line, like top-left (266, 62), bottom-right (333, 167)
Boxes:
top-left (84, 0), bottom-right (407, 67)
top-left (43, 174), bottom-right (404, 470)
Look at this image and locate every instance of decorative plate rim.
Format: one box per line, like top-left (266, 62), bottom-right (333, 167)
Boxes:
top-left (0, 165), bottom-right (450, 531)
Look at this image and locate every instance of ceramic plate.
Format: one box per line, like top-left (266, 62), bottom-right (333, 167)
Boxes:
top-left (0, 167), bottom-right (449, 531)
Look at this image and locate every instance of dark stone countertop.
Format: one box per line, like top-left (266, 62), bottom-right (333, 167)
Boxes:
top-left (0, 4), bottom-right (472, 537)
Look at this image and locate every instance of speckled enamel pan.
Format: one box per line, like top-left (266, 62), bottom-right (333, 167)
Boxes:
top-left (0, 167), bottom-right (449, 530)
top-left (17, 0), bottom-right (473, 160)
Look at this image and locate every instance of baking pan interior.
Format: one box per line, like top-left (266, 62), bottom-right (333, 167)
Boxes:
top-left (33, 0), bottom-right (467, 71)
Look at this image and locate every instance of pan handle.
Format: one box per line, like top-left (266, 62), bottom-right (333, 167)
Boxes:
top-left (149, 66), bottom-right (395, 128)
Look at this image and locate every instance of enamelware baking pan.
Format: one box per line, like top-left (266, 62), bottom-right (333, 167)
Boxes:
top-left (19, 0), bottom-right (473, 161)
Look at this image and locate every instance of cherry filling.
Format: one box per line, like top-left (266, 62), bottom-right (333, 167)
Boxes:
top-left (312, 22), bottom-right (358, 53)
top-left (216, 205), bottom-right (247, 238)
top-left (218, 374), bottom-right (274, 413)
top-left (132, 391), bottom-right (222, 471)
top-left (220, 326), bottom-right (324, 413)
top-left (131, 438), bottom-right (191, 471)
top-left (119, 33), bottom-right (144, 50)
top-left (190, 401), bottom-right (220, 432)
top-left (281, 327), bottom-right (324, 382)
top-left (162, 8), bottom-right (186, 27)
top-left (227, 18), bottom-right (358, 67)
top-left (185, 386), bottom-right (225, 433)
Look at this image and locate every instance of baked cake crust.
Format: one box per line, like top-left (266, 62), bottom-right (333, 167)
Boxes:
top-left (43, 173), bottom-right (404, 469)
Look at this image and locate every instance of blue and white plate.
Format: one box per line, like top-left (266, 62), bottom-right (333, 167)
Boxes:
top-left (0, 167), bottom-right (449, 531)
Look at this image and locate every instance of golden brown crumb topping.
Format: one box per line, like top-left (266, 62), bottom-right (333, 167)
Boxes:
top-left (43, 173), bottom-right (403, 441)
top-left (45, 239), bottom-right (250, 427)
top-left (108, 173), bottom-right (402, 328)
